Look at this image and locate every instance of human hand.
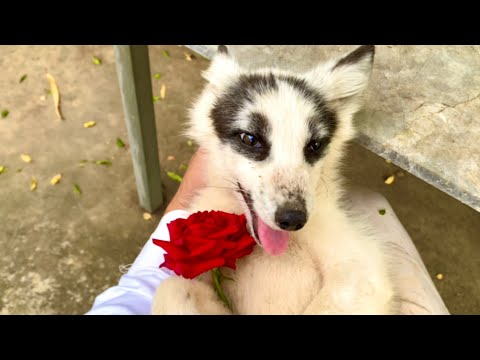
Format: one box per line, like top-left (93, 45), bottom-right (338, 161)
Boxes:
top-left (164, 148), bottom-right (208, 214)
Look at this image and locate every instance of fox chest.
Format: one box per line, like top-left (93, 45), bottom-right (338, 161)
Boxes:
top-left (222, 243), bottom-right (322, 314)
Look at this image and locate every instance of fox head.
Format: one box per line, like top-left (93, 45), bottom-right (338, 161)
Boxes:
top-left (187, 45), bottom-right (375, 255)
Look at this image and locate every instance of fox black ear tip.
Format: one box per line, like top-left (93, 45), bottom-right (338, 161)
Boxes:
top-left (218, 45), bottom-right (229, 55)
top-left (333, 45), bottom-right (376, 70)
top-left (362, 45), bottom-right (375, 55)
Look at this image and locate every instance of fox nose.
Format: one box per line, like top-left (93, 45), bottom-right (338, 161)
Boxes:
top-left (275, 207), bottom-right (307, 231)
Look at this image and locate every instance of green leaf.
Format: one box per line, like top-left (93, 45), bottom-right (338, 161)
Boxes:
top-left (116, 137), bottom-right (125, 148)
top-left (153, 73), bottom-right (162, 79)
top-left (19, 74), bottom-right (27, 83)
top-left (179, 163), bottom-right (188, 171)
top-left (1, 110), bottom-right (9, 118)
top-left (73, 184), bottom-right (82, 195)
top-left (0, 166), bottom-right (6, 174)
top-left (378, 209), bottom-right (386, 216)
top-left (92, 56), bottom-right (102, 65)
top-left (162, 50), bottom-right (170, 58)
top-left (96, 160), bottom-right (112, 166)
top-left (153, 95), bottom-right (160, 103)
top-left (166, 171), bottom-right (183, 182)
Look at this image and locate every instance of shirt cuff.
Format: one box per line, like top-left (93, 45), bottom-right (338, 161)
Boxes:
top-left (85, 209), bottom-right (191, 315)
top-left (131, 209), bottom-right (191, 270)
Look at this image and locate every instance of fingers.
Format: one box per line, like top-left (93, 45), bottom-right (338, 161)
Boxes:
top-left (181, 147), bottom-right (209, 189)
top-left (164, 147), bottom-right (209, 214)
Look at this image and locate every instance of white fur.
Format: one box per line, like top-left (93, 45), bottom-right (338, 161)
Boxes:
top-left (152, 46), bottom-right (395, 315)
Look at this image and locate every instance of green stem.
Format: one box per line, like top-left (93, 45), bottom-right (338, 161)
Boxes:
top-left (211, 268), bottom-right (233, 312)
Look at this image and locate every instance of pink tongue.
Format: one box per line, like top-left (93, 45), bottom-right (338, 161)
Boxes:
top-left (257, 217), bottom-right (289, 256)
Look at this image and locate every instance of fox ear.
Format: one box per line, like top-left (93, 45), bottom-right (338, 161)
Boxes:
top-left (305, 45), bottom-right (375, 105)
top-left (202, 45), bottom-right (239, 87)
top-left (217, 45), bottom-right (229, 55)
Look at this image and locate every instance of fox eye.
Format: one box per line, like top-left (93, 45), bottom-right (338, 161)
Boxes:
top-left (240, 133), bottom-right (262, 148)
top-left (306, 139), bottom-right (325, 153)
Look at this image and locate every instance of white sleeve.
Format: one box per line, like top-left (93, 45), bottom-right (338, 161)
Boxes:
top-left (85, 209), bottom-right (190, 315)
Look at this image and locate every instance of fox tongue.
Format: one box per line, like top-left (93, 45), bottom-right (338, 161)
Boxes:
top-left (257, 217), bottom-right (289, 256)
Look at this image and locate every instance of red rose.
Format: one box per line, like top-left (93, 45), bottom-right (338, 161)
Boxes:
top-left (153, 211), bottom-right (256, 279)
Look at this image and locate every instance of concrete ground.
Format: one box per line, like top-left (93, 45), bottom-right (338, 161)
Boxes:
top-left (0, 45), bottom-right (478, 314)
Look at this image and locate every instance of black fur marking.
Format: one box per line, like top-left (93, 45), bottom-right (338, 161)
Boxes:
top-left (303, 115), bottom-right (336, 165)
top-left (249, 112), bottom-right (270, 145)
top-left (217, 45), bottom-right (229, 55)
top-left (333, 45), bottom-right (375, 70)
top-left (211, 74), bottom-right (277, 161)
top-left (230, 112), bottom-right (271, 161)
top-left (278, 75), bottom-right (338, 165)
top-left (278, 75), bottom-right (334, 123)
top-left (211, 72), bottom-right (337, 164)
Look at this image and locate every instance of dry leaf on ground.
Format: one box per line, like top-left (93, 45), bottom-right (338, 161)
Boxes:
top-left (83, 121), bottom-right (96, 128)
top-left (73, 184), bottom-right (82, 195)
top-left (96, 160), bottom-right (112, 166)
top-left (21, 154), bottom-right (32, 163)
top-left (143, 212), bottom-right (152, 220)
top-left (46, 73), bottom-right (63, 120)
top-left (384, 175), bottom-right (395, 185)
top-left (160, 84), bottom-right (166, 99)
top-left (30, 177), bottom-right (37, 191)
top-left (50, 174), bottom-right (62, 185)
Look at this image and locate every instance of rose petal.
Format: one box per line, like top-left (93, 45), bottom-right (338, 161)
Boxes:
top-left (219, 241), bottom-right (238, 251)
top-left (183, 223), bottom-right (218, 236)
top-left (224, 235), bottom-right (256, 257)
top-left (188, 240), bottom-right (218, 257)
top-left (236, 233), bottom-right (257, 248)
top-left (224, 258), bottom-right (237, 269)
top-left (208, 224), bottom-right (245, 239)
top-left (230, 245), bottom-right (256, 259)
top-left (187, 211), bottom-right (211, 225)
top-left (160, 256), bottom-right (175, 270)
top-left (158, 211), bottom-right (257, 279)
top-left (152, 239), bottom-right (190, 260)
top-left (167, 220), bottom-right (188, 241)
top-left (187, 238), bottom-right (225, 258)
